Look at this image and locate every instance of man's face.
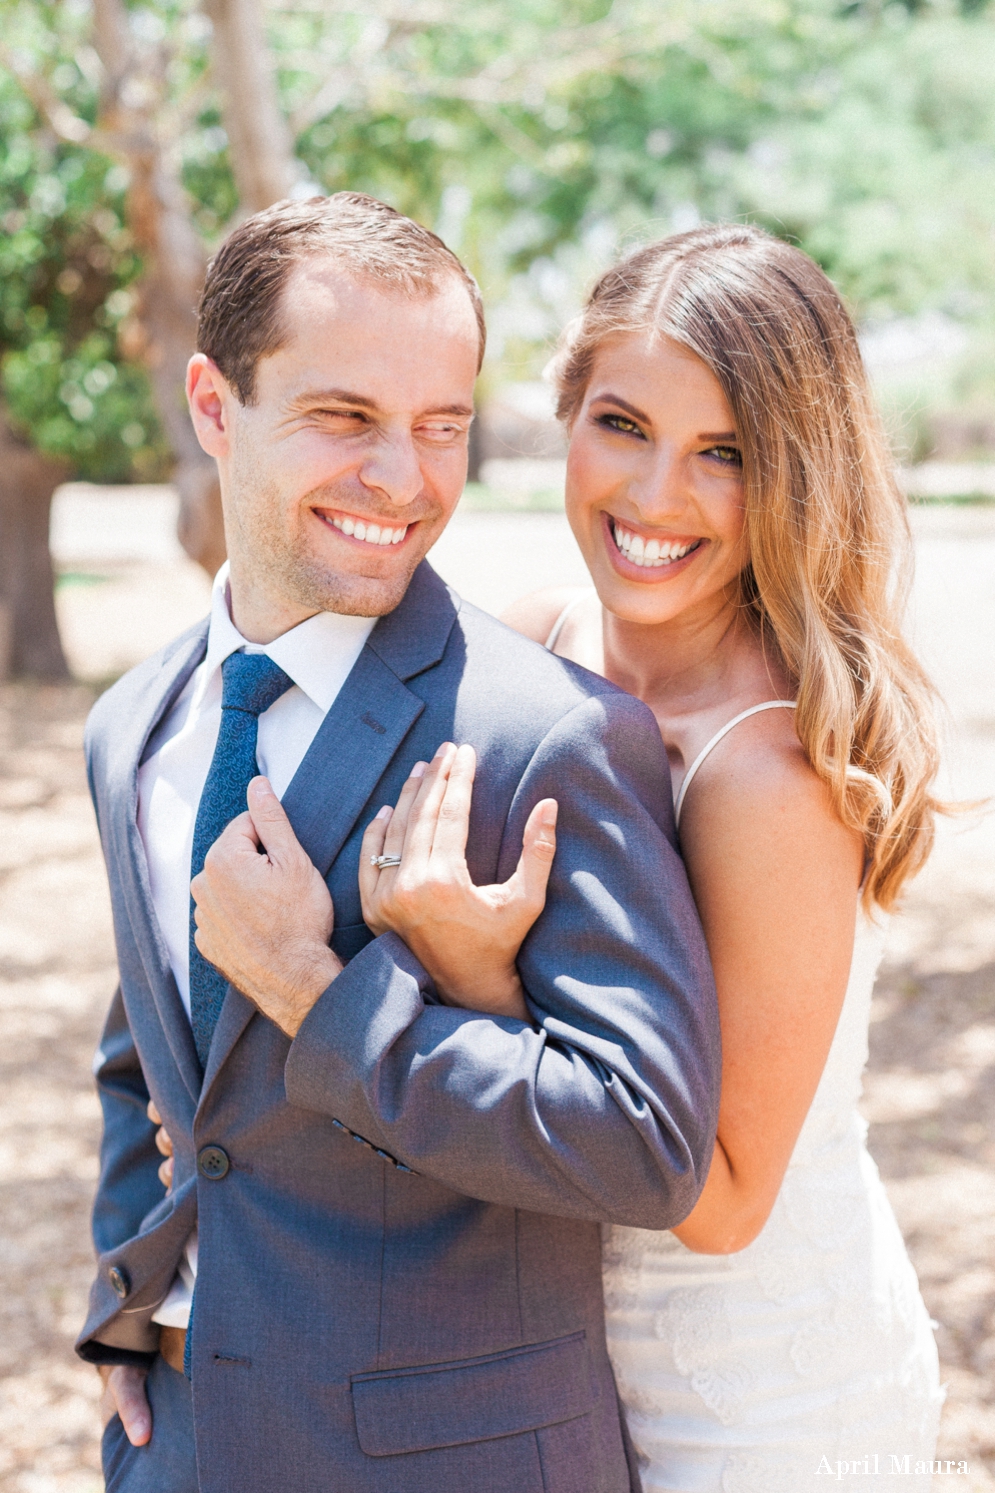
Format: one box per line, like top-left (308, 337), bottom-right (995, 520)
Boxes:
top-left (188, 260), bottom-right (480, 635)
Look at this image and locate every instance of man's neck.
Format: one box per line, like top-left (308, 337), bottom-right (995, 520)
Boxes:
top-left (226, 567), bottom-right (319, 645)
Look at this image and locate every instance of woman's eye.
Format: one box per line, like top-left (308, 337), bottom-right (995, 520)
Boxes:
top-left (705, 445), bottom-right (742, 467)
top-left (598, 414), bottom-right (644, 437)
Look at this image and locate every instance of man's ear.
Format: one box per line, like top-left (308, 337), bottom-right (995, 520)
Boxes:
top-left (187, 354), bottom-right (233, 459)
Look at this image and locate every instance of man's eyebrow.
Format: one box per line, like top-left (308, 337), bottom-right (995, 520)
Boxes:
top-left (288, 389), bottom-right (475, 420)
top-left (289, 388), bottom-right (380, 411)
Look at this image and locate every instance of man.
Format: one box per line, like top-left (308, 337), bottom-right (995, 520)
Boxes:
top-left (78, 192), bottom-right (719, 1492)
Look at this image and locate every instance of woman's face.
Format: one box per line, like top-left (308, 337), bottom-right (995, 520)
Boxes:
top-left (565, 330), bottom-right (749, 626)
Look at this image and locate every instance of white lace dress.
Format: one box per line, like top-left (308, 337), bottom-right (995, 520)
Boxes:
top-left (602, 908), bottom-right (943, 1492)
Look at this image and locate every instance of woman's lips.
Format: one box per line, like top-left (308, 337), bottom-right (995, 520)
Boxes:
top-left (604, 513), bottom-right (704, 578)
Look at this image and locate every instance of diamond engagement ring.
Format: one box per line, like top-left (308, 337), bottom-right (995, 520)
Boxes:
top-left (371, 854), bottom-right (403, 869)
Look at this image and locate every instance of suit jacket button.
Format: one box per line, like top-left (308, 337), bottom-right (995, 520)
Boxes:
top-left (197, 1145), bottom-right (230, 1180)
top-left (109, 1265), bottom-right (129, 1299)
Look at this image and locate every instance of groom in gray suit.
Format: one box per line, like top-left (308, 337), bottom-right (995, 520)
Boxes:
top-left (78, 192), bottom-right (719, 1492)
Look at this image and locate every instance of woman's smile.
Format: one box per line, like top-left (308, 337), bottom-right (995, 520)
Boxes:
top-left (604, 511), bottom-right (706, 578)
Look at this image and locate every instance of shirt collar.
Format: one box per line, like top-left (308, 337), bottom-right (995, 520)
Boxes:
top-left (203, 562), bottom-right (377, 713)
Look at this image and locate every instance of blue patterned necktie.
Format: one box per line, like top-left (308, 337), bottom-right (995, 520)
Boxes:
top-left (188, 651), bottom-right (294, 1070)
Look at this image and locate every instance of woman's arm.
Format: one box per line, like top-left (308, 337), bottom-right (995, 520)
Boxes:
top-left (671, 719), bottom-right (865, 1254)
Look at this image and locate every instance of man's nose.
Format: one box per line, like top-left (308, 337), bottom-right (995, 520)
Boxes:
top-left (357, 434), bottom-right (424, 508)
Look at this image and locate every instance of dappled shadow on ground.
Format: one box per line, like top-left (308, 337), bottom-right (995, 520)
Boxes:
top-left (0, 682), bottom-right (992, 1489)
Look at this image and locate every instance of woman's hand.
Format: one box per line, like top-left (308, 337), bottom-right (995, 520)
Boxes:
top-left (148, 1100), bottom-right (173, 1191)
top-left (360, 743), bottom-right (557, 1021)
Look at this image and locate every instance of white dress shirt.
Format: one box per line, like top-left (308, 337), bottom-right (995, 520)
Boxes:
top-left (140, 563), bottom-right (375, 1328)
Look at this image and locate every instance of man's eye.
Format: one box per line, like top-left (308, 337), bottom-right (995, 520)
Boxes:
top-left (598, 414), bottom-right (644, 437)
top-left (705, 445), bottom-right (742, 467)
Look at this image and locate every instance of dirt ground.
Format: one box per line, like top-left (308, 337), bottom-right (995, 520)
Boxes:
top-left (1, 503), bottom-right (993, 1490)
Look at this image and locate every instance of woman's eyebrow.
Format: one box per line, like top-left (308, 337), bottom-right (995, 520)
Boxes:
top-left (588, 393), bottom-right (651, 423)
top-left (698, 431), bottom-right (739, 443)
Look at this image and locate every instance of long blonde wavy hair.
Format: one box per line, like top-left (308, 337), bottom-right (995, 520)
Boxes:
top-left (551, 222), bottom-right (941, 910)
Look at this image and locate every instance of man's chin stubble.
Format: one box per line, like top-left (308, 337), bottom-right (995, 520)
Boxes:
top-left (275, 544), bottom-right (423, 618)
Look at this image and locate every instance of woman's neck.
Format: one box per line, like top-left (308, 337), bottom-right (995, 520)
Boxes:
top-left (601, 591), bottom-right (785, 732)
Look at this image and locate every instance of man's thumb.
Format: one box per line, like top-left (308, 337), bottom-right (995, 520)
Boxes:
top-left (246, 776), bottom-right (301, 864)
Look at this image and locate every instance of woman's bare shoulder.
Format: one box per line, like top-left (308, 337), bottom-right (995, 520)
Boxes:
top-left (499, 586), bottom-right (590, 644)
top-left (683, 708), bottom-right (863, 873)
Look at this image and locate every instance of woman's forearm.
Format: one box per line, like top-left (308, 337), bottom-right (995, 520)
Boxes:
top-left (670, 1140), bottom-right (780, 1255)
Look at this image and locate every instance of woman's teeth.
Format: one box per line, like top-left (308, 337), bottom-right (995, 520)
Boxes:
top-left (331, 516), bottom-right (408, 546)
top-left (612, 523), bottom-right (700, 568)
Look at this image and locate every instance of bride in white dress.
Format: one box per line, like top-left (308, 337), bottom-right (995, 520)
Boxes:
top-left (361, 223), bottom-right (945, 1489)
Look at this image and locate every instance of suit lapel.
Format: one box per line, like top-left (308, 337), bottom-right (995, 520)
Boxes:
top-left (110, 624), bottom-right (209, 1104)
top-left (284, 561), bottom-right (458, 876)
top-left (201, 563), bottom-right (459, 1087)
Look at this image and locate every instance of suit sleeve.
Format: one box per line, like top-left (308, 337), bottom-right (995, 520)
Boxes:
top-left (74, 987), bottom-right (166, 1367)
top-left (91, 985), bottom-right (163, 1257)
top-left (285, 691), bottom-right (720, 1230)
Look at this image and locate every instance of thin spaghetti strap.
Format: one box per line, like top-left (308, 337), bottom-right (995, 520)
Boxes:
top-left (674, 701), bottom-right (797, 829)
top-left (543, 589), bottom-right (596, 652)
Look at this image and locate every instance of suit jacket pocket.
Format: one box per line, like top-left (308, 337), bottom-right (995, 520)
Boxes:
top-left (351, 1331), bottom-right (596, 1456)
top-left (331, 920), bottom-right (375, 964)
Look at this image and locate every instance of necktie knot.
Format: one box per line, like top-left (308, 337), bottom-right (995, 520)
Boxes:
top-left (221, 651), bottom-right (294, 717)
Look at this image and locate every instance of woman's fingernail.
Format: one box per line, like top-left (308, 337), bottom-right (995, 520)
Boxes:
top-left (433, 742), bottom-right (454, 759)
top-left (410, 762), bottom-right (428, 780)
top-left (542, 800), bottom-right (558, 826)
top-left (375, 805), bottom-right (392, 821)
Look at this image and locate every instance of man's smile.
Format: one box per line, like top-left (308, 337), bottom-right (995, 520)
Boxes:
top-left (313, 507), bottom-right (412, 548)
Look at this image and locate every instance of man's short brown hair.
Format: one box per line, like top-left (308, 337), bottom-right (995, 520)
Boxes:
top-left (197, 192), bottom-right (486, 403)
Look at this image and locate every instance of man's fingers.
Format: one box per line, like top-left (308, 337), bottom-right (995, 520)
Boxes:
top-left (510, 798), bottom-right (558, 911)
top-left (100, 1365), bottom-right (151, 1446)
top-left (153, 1125), bottom-right (173, 1159)
top-left (158, 1155), bottom-right (173, 1189)
top-left (429, 744), bottom-right (476, 863)
top-left (246, 777), bottom-right (305, 868)
top-left (147, 1100), bottom-right (161, 1126)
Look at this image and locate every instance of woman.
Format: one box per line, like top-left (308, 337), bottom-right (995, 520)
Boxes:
top-left (360, 224), bottom-right (944, 1491)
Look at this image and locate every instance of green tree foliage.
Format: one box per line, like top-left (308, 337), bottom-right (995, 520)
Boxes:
top-left (0, 65), bottom-right (171, 480)
top-left (2, 0), bottom-right (995, 469)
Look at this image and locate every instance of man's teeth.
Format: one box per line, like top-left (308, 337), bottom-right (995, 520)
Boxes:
top-left (331, 516), bottom-right (408, 546)
top-left (612, 523), bottom-right (700, 567)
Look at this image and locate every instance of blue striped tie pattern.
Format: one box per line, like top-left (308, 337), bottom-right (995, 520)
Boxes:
top-left (188, 652), bottom-right (294, 1070)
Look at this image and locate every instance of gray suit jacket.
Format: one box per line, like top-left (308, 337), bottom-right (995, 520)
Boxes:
top-left (77, 562), bottom-right (719, 1493)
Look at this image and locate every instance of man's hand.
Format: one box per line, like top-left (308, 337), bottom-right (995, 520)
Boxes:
top-left (98, 1364), bottom-right (151, 1446)
top-left (191, 777), bottom-right (342, 1038)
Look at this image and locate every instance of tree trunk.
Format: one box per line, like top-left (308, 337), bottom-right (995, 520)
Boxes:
top-left (0, 406), bottom-right (70, 680)
top-left (90, 0), bottom-right (302, 579)
top-left (205, 0), bottom-right (299, 212)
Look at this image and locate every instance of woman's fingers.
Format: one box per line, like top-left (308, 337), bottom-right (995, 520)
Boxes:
top-left (430, 744), bottom-right (476, 863)
top-left (158, 1156), bottom-right (173, 1190)
top-left (399, 743), bottom-right (458, 867)
top-left (508, 798), bottom-right (558, 914)
top-left (381, 760), bottom-right (429, 861)
top-left (359, 805), bottom-right (393, 917)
